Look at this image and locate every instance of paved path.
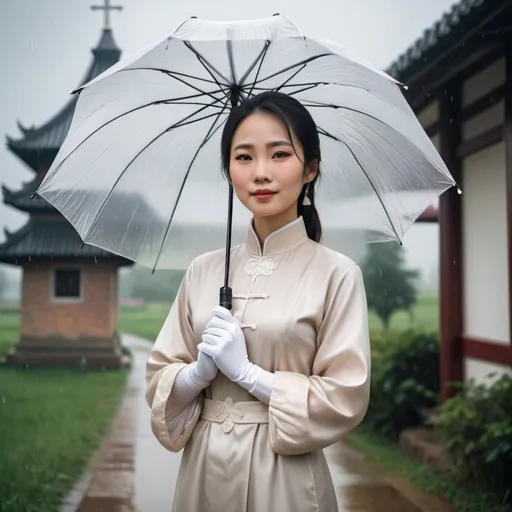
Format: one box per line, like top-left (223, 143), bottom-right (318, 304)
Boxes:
top-left (64, 334), bottom-right (453, 512)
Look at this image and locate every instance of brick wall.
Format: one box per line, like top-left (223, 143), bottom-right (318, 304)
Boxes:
top-left (21, 262), bottom-right (119, 341)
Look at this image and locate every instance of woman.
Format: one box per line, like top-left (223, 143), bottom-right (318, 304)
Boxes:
top-left (145, 91), bottom-right (371, 512)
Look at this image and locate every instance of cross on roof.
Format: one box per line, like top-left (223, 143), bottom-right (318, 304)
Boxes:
top-left (91, 0), bottom-right (123, 30)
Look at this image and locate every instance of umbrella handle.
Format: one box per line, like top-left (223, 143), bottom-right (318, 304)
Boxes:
top-left (220, 286), bottom-right (232, 310)
top-left (219, 183), bottom-right (234, 310)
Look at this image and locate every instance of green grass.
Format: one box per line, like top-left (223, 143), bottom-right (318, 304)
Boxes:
top-left (118, 301), bottom-right (170, 341)
top-left (345, 427), bottom-right (509, 512)
top-left (0, 303), bottom-right (129, 512)
top-left (0, 367), bottom-right (128, 512)
top-left (368, 294), bottom-right (439, 333)
top-left (0, 310), bottom-right (20, 358)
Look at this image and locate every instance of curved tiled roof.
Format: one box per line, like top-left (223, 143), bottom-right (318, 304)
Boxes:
top-left (385, 0), bottom-right (499, 82)
top-left (6, 29), bottom-right (121, 170)
top-left (0, 216), bottom-right (132, 265)
top-left (2, 179), bottom-right (55, 213)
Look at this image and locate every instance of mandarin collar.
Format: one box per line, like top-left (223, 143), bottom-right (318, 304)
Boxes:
top-left (244, 216), bottom-right (309, 257)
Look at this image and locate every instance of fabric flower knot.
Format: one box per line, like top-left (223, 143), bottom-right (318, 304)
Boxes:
top-left (214, 397), bottom-right (245, 434)
top-left (244, 257), bottom-right (276, 277)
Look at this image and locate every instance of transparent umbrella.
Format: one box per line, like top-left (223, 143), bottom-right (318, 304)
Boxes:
top-left (35, 14), bottom-right (458, 309)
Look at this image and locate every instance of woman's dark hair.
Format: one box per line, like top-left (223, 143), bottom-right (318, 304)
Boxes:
top-left (220, 91), bottom-right (322, 243)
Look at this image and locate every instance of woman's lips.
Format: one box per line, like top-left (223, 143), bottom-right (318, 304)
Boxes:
top-left (252, 190), bottom-right (277, 201)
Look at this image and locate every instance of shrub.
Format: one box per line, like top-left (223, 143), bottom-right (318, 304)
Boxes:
top-left (364, 330), bottom-right (439, 439)
top-left (435, 373), bottom-right (512, 502)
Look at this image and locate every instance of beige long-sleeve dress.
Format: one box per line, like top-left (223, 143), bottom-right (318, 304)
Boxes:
top-left (145, 216), bottom-right (371, 512)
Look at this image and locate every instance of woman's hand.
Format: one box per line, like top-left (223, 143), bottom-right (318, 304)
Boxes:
top-left (198, 306), bottom-right (249, 382)
top-left (194, 349), bottom-right (218, 382)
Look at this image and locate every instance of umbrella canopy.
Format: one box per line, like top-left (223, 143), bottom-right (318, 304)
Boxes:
top-left (36, 14), bottom-right (458, 307)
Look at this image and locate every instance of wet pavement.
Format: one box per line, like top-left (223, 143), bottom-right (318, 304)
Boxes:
top-left (66, 334), bottom-right (453, 511)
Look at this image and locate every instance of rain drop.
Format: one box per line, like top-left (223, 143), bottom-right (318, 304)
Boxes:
top-left (2, 396), bottom-right (5, 404)
top-left (453, 260), bottom-right (456, 266)
top-left (457, 188), bottom-right (462, 195)
top-left (60, 387), bottom-right (63, 393)
top-left (379, 270), bottom-right (383, 277)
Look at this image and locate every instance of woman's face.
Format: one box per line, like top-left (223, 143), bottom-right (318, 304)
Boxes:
top-left (229, 111), bottom-right (316, 222)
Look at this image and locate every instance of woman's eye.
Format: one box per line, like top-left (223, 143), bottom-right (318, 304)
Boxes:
top-left (273, 151), bottom-right (289, 159)
top-left (235, 154), bottom-right (251, 161)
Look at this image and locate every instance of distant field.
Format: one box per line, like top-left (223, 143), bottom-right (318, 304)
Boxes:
top-left (368, 294), bottom-right (439, 333)
top-left (0, 295), bottom-right (439, 353)
top-left (119, 294), bottom-right (439, 343)
top-left (118, 301), bottom-right (170, 342)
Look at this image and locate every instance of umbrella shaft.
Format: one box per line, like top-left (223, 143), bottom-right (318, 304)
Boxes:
top-left (220, 183), bottom-right (234, 310)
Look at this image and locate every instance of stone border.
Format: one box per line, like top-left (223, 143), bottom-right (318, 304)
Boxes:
top-left (59, 349), bottom-right (137, 512)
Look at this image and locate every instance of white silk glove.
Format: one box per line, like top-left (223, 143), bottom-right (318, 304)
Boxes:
top-left (195, 349), bottom-right (219, 382)
top-left (171, 350), bottom-right (218, 411)
top-left (197, 306), bottom-right (275, 405)
top-left (177, 349), bottom-right (218, 391)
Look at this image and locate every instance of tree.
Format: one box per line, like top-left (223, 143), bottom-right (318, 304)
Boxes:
top-left (361, 242), bottom-right (419, 332)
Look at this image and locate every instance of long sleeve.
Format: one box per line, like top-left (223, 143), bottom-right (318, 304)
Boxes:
top-left (268, 263), bottom-right (371, 456)
top-left (145, 261), bottom-right (202, 452)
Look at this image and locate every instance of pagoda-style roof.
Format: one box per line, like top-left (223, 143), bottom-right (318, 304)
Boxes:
top-left (385, 0), bottom-right (509, 85)
top-left (3, 178), bottom-right (55, 213)
top-left (0, 216), bottom-right (132, 265)
top-left (6, 28), bottom-right (121, 171)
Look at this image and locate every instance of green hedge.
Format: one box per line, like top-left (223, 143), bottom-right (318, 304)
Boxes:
top-left (435, 373), bottom-right (512, 504)
top-left (364, 329), bottom-right (512, 504)
top-left (364, 330), bottom-right (440, 439)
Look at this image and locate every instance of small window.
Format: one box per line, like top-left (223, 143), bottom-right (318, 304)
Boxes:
top-left (54, 267), bottom-right (81, 299)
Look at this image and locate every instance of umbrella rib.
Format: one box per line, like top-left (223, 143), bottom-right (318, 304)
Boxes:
top-left (181, 43), bottom-right (231, 102)
top-left (242, 73), bottom-right (319, 99)
top-left (248, 82), bottom-right (398, 109)
top-left (226, 40), bottom-right (238, 84)
top-left (184, 41), bottom-right (230, 86)
top-left (39, 89), bottom-right (228, 189)
top-left (123, 67), bottom-right (230, 102)
top-left (203, 100), bottom-right (231, 146)
top-left (274, 64), bottom-right (307, 92)
top-left (238, 41), bottom-right (270, 87)
top-left (226, 39), bottom-right (246, 104)
top-left (151, 103), bottom-right (231, 271)
top-left (246, 42), bottom-right (272, 98)
top-left (81, 102), bottom-right (227, 245)
top-left (249, 53), bottom-right (331, 86)
top-left (302, 100), bottom-right (455, 184)
top-left (316, 126), bottom-right (402, 242)
top-left (120, 67), bottom-right (222, 87)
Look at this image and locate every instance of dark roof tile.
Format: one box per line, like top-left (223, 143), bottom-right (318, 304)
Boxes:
top-left (0, 216), bottom-right (132, 265)
top-left (385, 0), bottom-right (490, 81)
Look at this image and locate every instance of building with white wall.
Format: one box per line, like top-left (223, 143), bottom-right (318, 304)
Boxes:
top-left (387, 0), bottom-right (512, 398)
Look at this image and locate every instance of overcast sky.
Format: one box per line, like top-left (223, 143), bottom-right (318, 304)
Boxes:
top-left (0, 0), bottom-right (457, 279)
